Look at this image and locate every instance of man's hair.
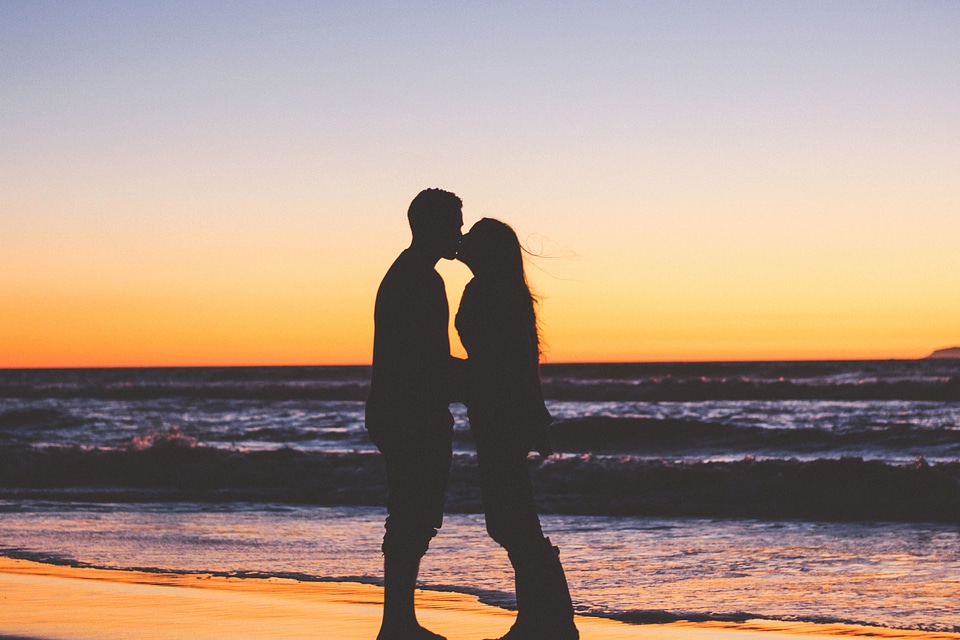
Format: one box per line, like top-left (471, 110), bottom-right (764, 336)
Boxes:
top-left (407, 188), bottom-right (462, 236)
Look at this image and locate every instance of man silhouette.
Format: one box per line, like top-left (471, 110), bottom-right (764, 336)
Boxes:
top-left (365, 188), bottom-right (463, 640)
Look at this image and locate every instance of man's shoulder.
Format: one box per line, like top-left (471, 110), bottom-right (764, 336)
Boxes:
top-left (380, 251), bottom-right (441, 289)
top-left (376, 251), bottom-right (445, 310)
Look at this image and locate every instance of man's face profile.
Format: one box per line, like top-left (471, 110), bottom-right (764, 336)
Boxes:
top-left (438, 210), bottom-right (464, 261)
top-left (407, 188), bottom-right (463, 260)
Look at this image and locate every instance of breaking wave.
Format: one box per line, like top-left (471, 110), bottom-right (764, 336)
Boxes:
top-left (2, 444), bottom-right (957, 523)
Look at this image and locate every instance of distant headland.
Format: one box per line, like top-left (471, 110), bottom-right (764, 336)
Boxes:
top-left (925, 346), bottom-right (960, 359)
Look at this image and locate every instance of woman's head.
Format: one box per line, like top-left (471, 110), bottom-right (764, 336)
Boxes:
top-left (457, 217), bottom-right (525, 280)
top-left (458, 217), bottom-right (541, 352)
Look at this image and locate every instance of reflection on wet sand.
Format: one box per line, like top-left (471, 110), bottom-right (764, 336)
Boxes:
top-left (2, 557), bottom-right (958, 640)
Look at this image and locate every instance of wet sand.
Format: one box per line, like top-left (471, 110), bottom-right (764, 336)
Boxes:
top-left (1, 557), bottom-right (957, 640)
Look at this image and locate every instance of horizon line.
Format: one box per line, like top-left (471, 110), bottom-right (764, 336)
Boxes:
top-left (3, 354), bottom-right (957, 371)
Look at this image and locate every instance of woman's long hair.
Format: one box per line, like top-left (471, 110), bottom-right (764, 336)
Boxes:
top-left (467, 218), bottom-right (541, 355)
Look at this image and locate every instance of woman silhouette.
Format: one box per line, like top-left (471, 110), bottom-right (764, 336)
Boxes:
top-left (456, 218), bottom-right (578, 640)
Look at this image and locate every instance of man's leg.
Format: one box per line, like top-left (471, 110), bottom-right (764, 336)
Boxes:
top-left (377, 433), bottom-right (450, 640)
top-left (378, 553), bottom-right (442, 640)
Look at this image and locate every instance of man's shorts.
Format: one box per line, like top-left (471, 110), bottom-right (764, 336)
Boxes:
top-left (380, 426), bottom-right (453, 559)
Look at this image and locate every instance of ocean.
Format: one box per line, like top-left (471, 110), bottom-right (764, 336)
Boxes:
top-left (1, 361), bottom-right (958, 631)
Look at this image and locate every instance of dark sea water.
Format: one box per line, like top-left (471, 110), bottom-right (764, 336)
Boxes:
top-left (1, 361), bottom-right (959, 631)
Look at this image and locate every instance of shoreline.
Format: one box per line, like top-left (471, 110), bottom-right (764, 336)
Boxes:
top-left (2, 557), bottom-right (958, 640)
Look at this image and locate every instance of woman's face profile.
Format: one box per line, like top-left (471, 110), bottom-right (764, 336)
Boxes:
top-left (457, 219), bottom-right (518, 277)
top-left (456, 226), bottom-right (480, 272)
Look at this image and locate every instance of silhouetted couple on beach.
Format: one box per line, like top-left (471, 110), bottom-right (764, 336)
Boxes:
top-left (365, 189), bottom-right (578, 640)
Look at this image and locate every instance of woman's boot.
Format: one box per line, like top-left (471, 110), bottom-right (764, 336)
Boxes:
top-left (495, 538), bottom-right (578, 640)
top-left (492, 549), bottom-right (533, 639)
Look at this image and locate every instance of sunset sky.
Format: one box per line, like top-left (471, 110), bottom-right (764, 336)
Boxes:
top-left (3, 1), bottom-right (958, 367)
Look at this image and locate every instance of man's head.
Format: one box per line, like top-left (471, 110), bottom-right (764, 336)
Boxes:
top-left (408, 188), bottom-right (463, 260)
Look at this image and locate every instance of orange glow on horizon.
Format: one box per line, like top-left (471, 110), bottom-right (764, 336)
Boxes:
top-left (2, 284), bottom-right (953, 369)
top-left (3, 251), bottom-right (957, 368)
top-left (3, 216), bottom-right (957, 368)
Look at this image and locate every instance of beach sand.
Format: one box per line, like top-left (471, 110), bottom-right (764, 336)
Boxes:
top-left (2, 557), bottom-right (957, 640)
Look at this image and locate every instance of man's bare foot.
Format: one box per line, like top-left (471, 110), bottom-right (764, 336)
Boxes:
top-left (376, 623), bottom-right (446, 640)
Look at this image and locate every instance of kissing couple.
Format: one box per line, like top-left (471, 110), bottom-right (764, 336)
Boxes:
top-left (365, 188), bottom-right (578, 640)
